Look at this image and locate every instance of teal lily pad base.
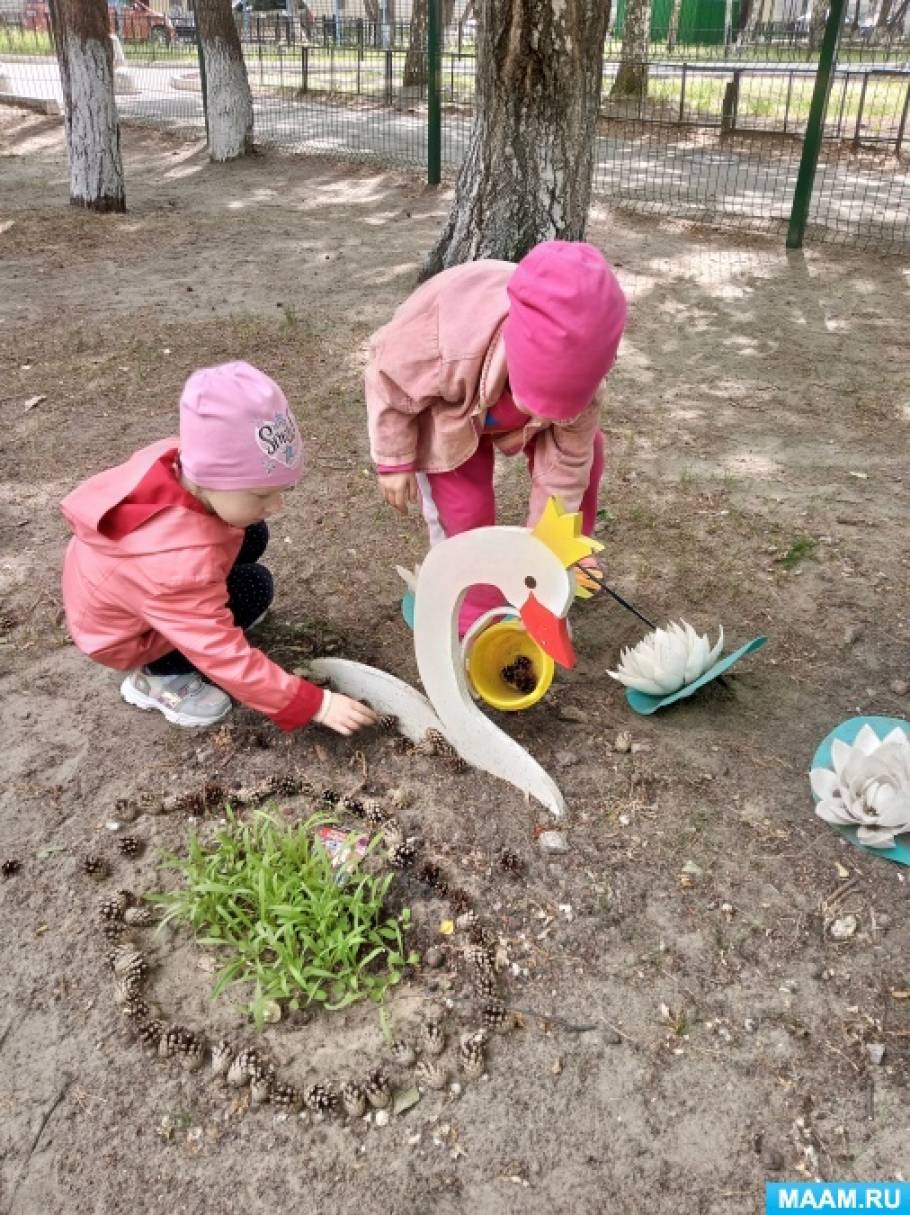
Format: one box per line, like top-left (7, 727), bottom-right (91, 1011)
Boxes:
top-left (810, 715), bottom-right (910, 867)
top-left (625, 636), bottom-right (768, 716)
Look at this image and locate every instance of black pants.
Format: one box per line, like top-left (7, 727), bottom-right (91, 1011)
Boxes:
top-left (146, 522), bottom-right (274, 677)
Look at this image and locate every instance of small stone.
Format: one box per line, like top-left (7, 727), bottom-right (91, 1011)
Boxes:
top-left (844, 624), bottom-right (863, 645)
top-left (614, 731), bottom-right (633, 754)
top-left (538, 830), bottom-right (569, 855)
top-left (554, 750), bottom-right (578, 769)
top-left (374, 1109), bottom-right (391, 1127)
top-left (425, 946), bottom-right (444, 969)
top-left (558, 705), bottom-right (588, 724)
top-left (829, 914), bottom-right (858, 941)
top-left (890, 679), bottom-right (909, 696)
top-left (866, 1042), bottom-right (885, 1065)
top-left (603, 1028), bottom-right (622, 1045)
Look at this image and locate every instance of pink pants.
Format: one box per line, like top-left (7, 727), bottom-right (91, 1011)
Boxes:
top-left (418, 430), bottom-right (605, 636)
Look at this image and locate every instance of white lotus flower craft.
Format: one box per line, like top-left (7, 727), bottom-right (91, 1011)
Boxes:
top-left (810, 724), bottom-right (910, 850)
top-left (608, 621), bottom-right (724, 696)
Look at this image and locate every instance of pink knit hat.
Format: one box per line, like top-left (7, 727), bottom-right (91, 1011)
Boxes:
top-left (179, 361), bottom-right (303, 491)
top-left (503, 241), bottom-right (627, 422)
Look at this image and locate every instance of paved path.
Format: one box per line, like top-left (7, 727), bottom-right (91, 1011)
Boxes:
top-left (3, 56), bottom-right (908, 246)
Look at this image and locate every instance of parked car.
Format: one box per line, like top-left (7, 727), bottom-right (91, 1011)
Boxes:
top-left (24, 0), bottom-right (174, 43)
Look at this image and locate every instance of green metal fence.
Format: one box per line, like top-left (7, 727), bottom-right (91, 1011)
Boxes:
top-left (1, 3), bottom-right (908, 250)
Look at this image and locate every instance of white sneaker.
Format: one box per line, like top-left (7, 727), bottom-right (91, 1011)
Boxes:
top-left (120, 669), bottom-right (232, 728)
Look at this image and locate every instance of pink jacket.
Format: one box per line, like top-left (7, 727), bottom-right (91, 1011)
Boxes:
top-left (365, 259), bottom-right (603, 525)
top-left (60, 439), bottom-right (323, 730)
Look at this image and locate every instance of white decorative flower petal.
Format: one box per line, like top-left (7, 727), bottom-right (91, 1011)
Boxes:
top-left (855, 825), bottom-right (899, 849)
top-left (809, 767), bottom-right (841, 801)
top-left (608, 620), bottom-right (726, 696)
top-left (815, 798), bottom-right (857, 826)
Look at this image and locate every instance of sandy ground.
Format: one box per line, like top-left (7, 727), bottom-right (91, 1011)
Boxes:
top-left (1, 108), bottom-right (909, 1215)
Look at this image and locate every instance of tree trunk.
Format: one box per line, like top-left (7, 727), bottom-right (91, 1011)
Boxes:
top-left (403, 0), bottom-right (427, 87)
top-left (610, 0), bottom-right (650, 98)
top-left (666, 0), bottom-right (682, 51)
top-left (49, 0), bottom-right (125, 211)
top-left (195, 0), bottom-right (253, 160)
top-left (808, 0), bottom-right (827, 50)
top-left (421, 0), bottom-right (609, 277)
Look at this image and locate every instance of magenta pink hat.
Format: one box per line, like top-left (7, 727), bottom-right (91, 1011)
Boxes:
top-left (179, 361), bottom-right (303, 491)
top-left (503, 241), bottom-right (627, 422)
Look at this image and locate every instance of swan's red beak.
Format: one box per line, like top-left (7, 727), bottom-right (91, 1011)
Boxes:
top-left (520, 594), bottom-right (576, 669)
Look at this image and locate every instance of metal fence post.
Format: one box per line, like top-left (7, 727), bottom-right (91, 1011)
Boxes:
top-left (678, 62), bottom-right (687, 123)
top-left (192, 9), bottom-right (210, 147)
top-left (427, 0), bottom-right (442, 185)
top-left (897, 77), bottom-right (910, 157)
top-left (851, 69), bottom-right (868, 149)
top-left (384, 47), bottom-right (393, 104)
top-left (785, 0), bottom-right (848, 250)
top-left (301, 44), bottom-right (308, 93)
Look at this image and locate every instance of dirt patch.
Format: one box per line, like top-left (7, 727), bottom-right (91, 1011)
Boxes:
top-left (1, 106), bottom-right (909, 1215)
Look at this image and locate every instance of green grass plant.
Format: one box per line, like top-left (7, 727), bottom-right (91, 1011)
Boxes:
top-left (152, 808), bottom-right (416, 1026)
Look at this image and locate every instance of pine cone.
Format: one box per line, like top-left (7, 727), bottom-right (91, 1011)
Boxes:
top-left (136, 1020), bottom-right (163, 1051)
top-left (416, 861), bottom-right (448, 894)
top-left (390, 736), bottom-right (415, 756)
top-left (113, 973), bottom-right (142, 1005)
top-left (123, 996), bottom-right (151, 1022)
top-left (110, 947), bottom-right (148, 983)
top-left (124, 905), bottom-right (156, 927)
top-left (227, 1048), bottom-right (260, 1088)
top-left (82, 855), bottom-right (109, 879)
top-left (448, 888), bottom-right (473, 917)
top-left (100, 921), bottom-right (125, 943)
top-left (389, 841), bottom-right (417, 869)
top-left (211, 1039), bottom-right (234, 1078)
top-left (339, 795), bottom-right (364, 816)
top-left (271, 1082), bottom-right (303, 1113)
top-left (378, 713), bottom-right (399, 732)
top-left (480, 998), bottom-right (507, 1029)
top-left (304, 1081), bottom-right (338, 1115)
top-left (2, 859), bottom-right (21, 878)
top-left (471, 969), bottom-right (498, 1000)
top-left (267, 773), bottom-right (305, 797)
top-left (250, 1064), bottom-right (274, 1106)
top-left (498, 848), bottom-right (525, 876)
top-left (420, 1020), bottom-right (446, 1058)
top-left (341, 1080), bottom-right (367, 1119)
top-left (415, 1059), bottom-right (448, 1090)
top-left (460, 1030), bottom-right (488, 1080)
top-left (390, 1038), bottom-right (417, 1067)
top-left (117, 836), bottom-right (143, 858)
top-left (468, 923), bottom-right (497, 949)
top-left (363, 800), bottom-right (388, 828)
top-left (414, 728), bottom-right (446, 756)
top-left (364, 1068), bottom-right (391, 1110)
top-left (98, 893), bottom-right (128, 922)
top-left (466, 942), bottom-right (495, 973)
top-left (322, 789), bottom-right (341, 805)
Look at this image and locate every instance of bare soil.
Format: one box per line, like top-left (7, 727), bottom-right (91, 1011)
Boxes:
top-left (1, 107), bottom-right (908, 1215)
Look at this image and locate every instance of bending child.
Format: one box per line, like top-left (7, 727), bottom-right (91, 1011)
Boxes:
top-left (61, 361), bottom-right (377, 735)
top-left (365, 240), bottom-right (627, 636)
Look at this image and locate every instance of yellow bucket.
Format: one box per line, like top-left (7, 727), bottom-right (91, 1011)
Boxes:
top-left (466, 619), bottom-right (554, 712)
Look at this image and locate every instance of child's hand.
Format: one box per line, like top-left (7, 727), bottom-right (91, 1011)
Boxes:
top-left (320, 693), bottom-right (379, 736)
top-left (378, 472), bottom-right (418, 515)
top-left (576, 555), bottom-right (604, 594)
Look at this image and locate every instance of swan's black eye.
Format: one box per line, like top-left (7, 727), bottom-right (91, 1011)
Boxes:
top-left (524, 576), bottom-right (537, 589)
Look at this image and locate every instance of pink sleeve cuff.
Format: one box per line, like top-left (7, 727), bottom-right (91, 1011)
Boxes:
top-left (376, 461), bottom-right (418, 474)
top-left (270, 678), bottom-right (325, 731)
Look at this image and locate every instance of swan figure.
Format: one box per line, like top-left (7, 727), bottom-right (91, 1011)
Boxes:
top-left (309, 498), bottom-right (600, 817)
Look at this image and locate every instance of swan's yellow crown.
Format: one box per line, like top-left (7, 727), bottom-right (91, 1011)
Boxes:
top-left (531, 497), bottom-right (603, 569)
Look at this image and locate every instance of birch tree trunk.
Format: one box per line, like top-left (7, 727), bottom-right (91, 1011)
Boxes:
top-left (195, 0), bottom-right (253, 161)
top-left (666, 0), bottom-right (682, 51)
top-left (421, 0), bottom-right (609, 276)
top-left (49, 0), bottom-right (125, 211)
top-left (610, 0), bottom-right (650, 98)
